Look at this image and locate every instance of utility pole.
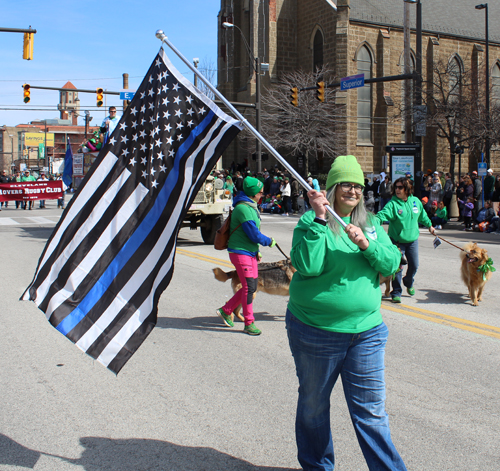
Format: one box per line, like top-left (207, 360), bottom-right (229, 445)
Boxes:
top-left (403, 2), bottom-right (412, 142)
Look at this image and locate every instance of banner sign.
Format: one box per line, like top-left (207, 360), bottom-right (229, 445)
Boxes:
top-left (73, 153), bottom-right (84, 176)
top-left (0, 181), bottom-right (63, 202)
top-left (24, 133), bottom-right (55, 147)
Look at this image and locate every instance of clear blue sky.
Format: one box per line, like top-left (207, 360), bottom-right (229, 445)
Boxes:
top-left (0, 0), bottom-right (220, 127)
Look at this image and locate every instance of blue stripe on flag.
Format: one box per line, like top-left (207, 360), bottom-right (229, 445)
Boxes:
top-left (56, 110), bottom-right (216, 335)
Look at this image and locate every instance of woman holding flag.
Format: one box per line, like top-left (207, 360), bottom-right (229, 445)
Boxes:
top-left (285, 155), bottom-right (407, 471)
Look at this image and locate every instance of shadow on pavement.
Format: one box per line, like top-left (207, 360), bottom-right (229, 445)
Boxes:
top-left (157, 311), bottom-right (284, 331)
top-left (18, 226), bottom-right (55, 240)
top-left (0, 433), bottom-right (298, 470)
top-left (415, 289), bottom-right (468, 305)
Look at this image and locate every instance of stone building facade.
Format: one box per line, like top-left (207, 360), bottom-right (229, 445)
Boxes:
top-left (217, 0), bottom-right (500, 178)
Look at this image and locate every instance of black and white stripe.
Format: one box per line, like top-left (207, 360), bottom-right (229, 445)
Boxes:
top-left (22, 49), bottom-right (241, 374)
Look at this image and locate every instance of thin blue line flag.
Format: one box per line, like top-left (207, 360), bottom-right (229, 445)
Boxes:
top-left (22, 49), bottom-right (242, 374)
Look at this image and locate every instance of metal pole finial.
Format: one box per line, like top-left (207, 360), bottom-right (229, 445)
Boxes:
top-left (155, 30), bottom-right (166, 41)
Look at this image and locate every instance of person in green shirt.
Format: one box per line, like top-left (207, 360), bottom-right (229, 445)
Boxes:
top-left (431, 200), bottom-right (448, 229)
top-left (376, 177), bottom-right (437, 303)
top-left (215, 176), bottom-right (276, 336)
top-left (21, 169), bottom-right (36, 210)
top-left (223, 176), bottom-right (235, 197)
top-left (286, 155), bottom-right (407, 471)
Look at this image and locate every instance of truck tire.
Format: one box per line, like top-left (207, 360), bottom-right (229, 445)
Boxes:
top-left (201, 215), bottom-right (223, 245)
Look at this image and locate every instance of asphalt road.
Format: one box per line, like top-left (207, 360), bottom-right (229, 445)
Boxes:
top-left (1, 200), bottom-right (499, 470)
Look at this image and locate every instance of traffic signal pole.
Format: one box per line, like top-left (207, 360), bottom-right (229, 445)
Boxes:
top-left (22, 85), bottom-right (120, 96)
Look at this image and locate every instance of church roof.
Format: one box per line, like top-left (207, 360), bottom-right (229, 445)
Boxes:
top-left (349, 0), bottom-right (500, 43)
top-left (62, 81), bottom-right (77, 90)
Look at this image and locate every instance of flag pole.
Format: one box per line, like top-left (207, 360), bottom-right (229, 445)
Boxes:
top-left (155, 30), bottom-right (347, 229)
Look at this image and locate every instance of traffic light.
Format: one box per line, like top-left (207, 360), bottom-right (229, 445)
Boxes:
top-left (316, 81), bottom-right (325, 103)
top-left (23, 84), bottom-right (30, 103)
top-left (23, 32), bottom-right (34, 60)
top-left (290, 87), bottom-right (299, 107)
top-left (96, 88), bottom-right (104, 107)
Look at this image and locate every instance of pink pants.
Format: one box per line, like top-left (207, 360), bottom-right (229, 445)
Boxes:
top-left (222, 253), bottom-right (259, 326)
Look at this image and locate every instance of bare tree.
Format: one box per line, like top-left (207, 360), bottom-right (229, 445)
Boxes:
top-left (196, 57), bottom-right (216, 101)
top-left (260, 66), bottom-right (346, 176)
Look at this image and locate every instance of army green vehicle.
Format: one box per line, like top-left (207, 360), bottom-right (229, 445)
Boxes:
top-left (181, 175), bottom-right (232, 244)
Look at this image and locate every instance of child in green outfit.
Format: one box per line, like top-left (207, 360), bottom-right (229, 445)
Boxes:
top-left (431, 200), bottom-right (448, 229)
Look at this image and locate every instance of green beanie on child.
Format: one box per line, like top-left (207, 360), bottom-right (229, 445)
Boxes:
top-left (243, 176), bottom-right (264, 196)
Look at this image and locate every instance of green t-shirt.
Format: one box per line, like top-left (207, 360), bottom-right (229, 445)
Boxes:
top-left (376, 195), bottom-right (432, 243)
top-left (288, 211), bottom-right (400, 333)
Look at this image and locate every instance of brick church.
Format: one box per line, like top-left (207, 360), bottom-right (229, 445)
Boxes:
top-left (217, 0), bottom-right (500, 178)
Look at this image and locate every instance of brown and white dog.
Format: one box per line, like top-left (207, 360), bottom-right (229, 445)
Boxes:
top-left (213, 259), bottom-right (296, 322)
top-left (460, 242), bottom-right (493, 306)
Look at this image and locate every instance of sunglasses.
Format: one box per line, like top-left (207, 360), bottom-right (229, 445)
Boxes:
top-left (395, 185), bottom-right (404, 189)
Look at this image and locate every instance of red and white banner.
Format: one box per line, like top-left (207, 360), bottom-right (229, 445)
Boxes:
top-left (0, 181), bottom-right (63, 202)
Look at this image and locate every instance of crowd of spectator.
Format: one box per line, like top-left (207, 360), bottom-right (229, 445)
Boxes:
top-left (360, 167), bottom-right (500, 234)
top-left (210, 163), bottom-right (500, 233)
top-left (210, 164), bottom-right (311, 216)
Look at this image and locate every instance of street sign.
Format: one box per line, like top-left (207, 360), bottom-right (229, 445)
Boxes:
top-left (120, 89), bottom-right (136, 100)
top-left (340, 73), bottom-right (365, 91)
top-left (414, 105), bottom-right (427, 137)
top-left (478, 162), bottom-right (487, 177)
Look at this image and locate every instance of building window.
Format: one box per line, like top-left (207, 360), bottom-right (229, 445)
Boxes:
top-left (357, 46), bottom-right (372, 143)
top-left (492, 63), bottom-right (500, 106)
top-left (449, 56), bottom-right (461, 103)
top-left (313, 29), bottom-right (324, 72)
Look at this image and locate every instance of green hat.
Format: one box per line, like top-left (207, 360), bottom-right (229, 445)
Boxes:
top-left (325, 155), bottom-right (364, 190)
top-left (243, 176), bottom-right (264, 196)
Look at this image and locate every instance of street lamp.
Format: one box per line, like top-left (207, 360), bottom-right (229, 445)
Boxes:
top-left (222, 21), bottom-right (264, 172)
top-left (475, 3), bottom-right (490, 168)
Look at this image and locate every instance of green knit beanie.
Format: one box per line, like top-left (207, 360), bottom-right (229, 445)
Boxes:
top-left (325, 155), bottom-right (364, 190)
top-left (243, 176), bottom-right (264, 196)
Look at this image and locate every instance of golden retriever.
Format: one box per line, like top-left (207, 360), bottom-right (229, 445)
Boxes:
top-left (460, 242), bottom-right (493, 306)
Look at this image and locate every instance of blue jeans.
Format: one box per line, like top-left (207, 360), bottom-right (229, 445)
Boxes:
top-left (286, 310), bottom-right (406, 471)
top-left (390, 239), bottom-right (419, 298)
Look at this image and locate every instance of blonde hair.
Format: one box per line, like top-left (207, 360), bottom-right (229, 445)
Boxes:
top-left (325, 184), bottom-right (373, 236)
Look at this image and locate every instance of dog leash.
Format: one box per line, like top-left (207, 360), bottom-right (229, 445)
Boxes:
top-left (275, 243), bottom-right (291, 260)
top-left (434, 235), bottom-right (467, 252)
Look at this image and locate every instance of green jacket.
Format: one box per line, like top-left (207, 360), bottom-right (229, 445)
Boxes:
top-left (376, 195), bottom-right (432, 243)
top-left (288, 211), bottom-right (400, 333)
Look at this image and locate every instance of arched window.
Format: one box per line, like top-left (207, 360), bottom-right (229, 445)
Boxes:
top-left (313, 29), bottom-right (324, 72)
top-left (492, 63), bottom-right (500, 106)
top-left (357, 45), bottom-right (372, 143)
top-left (449, 56), bottom-right (461, 103)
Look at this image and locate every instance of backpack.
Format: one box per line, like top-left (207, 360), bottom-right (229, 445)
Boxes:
top-left (214, 205), bottom-right (242, 250)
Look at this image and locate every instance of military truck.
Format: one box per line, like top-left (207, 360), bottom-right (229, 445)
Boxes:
top-left (181, 174), bottom-right (232, 244)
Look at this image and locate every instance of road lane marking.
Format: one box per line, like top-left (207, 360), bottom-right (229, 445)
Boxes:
top-left (176, 248), bottom-right (500, 340)
top-left (382, 301), bottom-right (500, 340)
top-left (0, 218), bottom-right (19, 225)
top-left (176, 248), bottom-right (233, 269)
